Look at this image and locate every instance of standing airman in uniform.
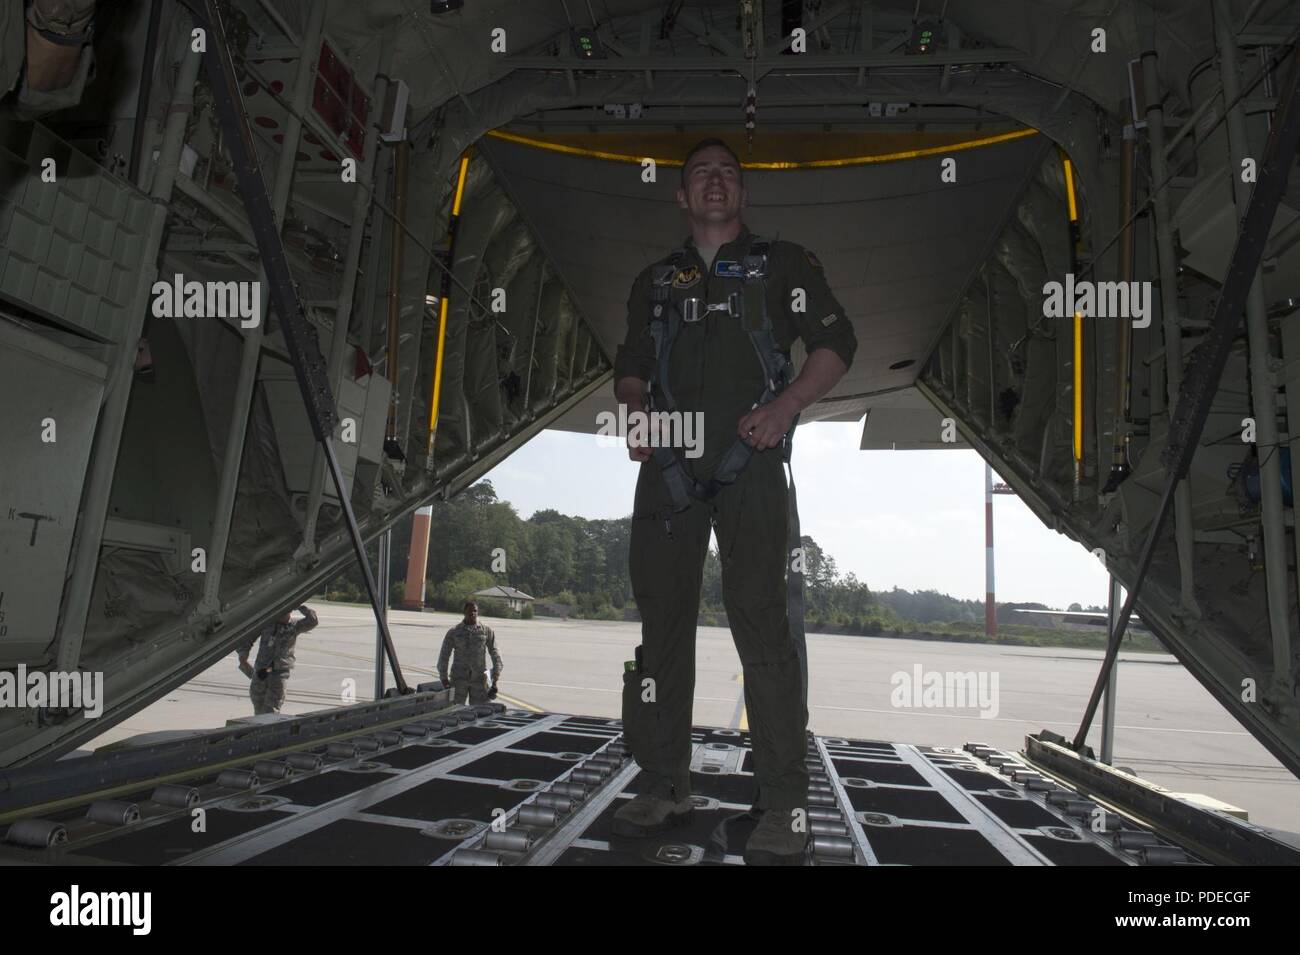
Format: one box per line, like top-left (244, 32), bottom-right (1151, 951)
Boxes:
top-left (236, 605), bottom-right (319, 715)
top-left (438, 601), bottom-right (504, 704)
top-left (611, 139), bottom-right (856, 865)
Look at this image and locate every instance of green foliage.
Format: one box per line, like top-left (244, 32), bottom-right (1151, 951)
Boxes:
top-left (314, 479), bottom-right (1134, 652)
top-left (432, 568), bottom-right (497, 611)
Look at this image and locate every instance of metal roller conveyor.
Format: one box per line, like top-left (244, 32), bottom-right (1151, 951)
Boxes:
top-left (216, 770), bottom-right (260, 789)
top-left (812, 835), bottom-right (855, 859)
top-left (150, 784), bottom-right (200, 808)
top-left (517, 805), bottom-right (558, 828)
top-left (809, 819), bottom-right (848, 837)
top-left (550, 782), bottom-right (588, 799)
top-left (1114, 831), bottom-right (1162, 849)
top-left (86, 801), bottom-right (141, 826)
top-left (1140, 846), bottom-right (1190, 865)
top-left (535, 794), bottom-right (574, 814)
top-left (254, 760), bottom-right (295, 780)
top-left (450, 849), bottom-right (506, 866)
top-left (5, 819), bottom-right (68, 848)
top-left (483, 830), bottom-right (533, 852)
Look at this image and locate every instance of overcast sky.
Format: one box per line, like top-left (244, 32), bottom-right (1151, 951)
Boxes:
top-left (485, 421), bottom-right (1112, 609)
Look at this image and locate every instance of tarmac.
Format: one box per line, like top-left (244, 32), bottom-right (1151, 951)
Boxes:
top-left (85, 601), bottom-right (1300, 835)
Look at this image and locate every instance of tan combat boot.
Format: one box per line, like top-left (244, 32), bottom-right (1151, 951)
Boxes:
top-left (610, 792), bottom-right (694, 837)
top-left (743, 809), bottom-right (809, 866)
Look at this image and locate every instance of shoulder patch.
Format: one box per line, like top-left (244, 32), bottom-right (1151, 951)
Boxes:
top-left (803, 249), bottom-right (824, 271)
top-left (672, 265), bottom-right (702, 289)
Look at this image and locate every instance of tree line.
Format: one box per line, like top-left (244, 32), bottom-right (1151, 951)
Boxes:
top-left (321, 480), bottom-right (1087, 636)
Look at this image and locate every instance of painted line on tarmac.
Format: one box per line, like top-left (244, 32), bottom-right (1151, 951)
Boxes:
top-left (811, 703), bottom-right (1252, 735)
top-left (729, 673), bottom-right (748, 730)
top-left (497, 692), bottom-right (545, 713)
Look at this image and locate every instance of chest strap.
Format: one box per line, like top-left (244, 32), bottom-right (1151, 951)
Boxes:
top-left (645, 238), bottom-right (796, 509)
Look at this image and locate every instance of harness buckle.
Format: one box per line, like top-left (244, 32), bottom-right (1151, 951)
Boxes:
top-left (726, 290), bottom-right (744, 318)
top-left (679, 293), bottom-right (744, 323)
top-left (651, 263), bottom-right (677, 298)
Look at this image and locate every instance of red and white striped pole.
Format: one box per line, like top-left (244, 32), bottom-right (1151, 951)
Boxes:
top-left (985, 461), bottom-right (997, 638)
top-left (401, 505), bottom-right (433, 611)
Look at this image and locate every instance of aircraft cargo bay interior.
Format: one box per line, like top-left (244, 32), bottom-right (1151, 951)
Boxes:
top-left (1, 0), bottom-right (1300, 874)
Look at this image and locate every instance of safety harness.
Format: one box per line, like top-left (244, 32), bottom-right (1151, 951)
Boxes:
top-left (643, 237), bottom-right (809, 706)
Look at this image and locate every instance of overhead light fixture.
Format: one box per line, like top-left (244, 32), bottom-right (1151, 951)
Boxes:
top-left (908, 19), bottom-right (944, 55)
top-left (603, 103), bottom-right (644, 119)
top-left (570, 27), bottom-right (604, 59)
top-left (430, 0), bottom-right (464, 13)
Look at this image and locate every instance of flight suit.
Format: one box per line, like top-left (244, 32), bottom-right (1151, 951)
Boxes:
top-left (438, 623), bottom-right (504, 704)
top-left (614, 225), bottom-right (856, 810)
top-left (237, 607), bottom-right (319, 715)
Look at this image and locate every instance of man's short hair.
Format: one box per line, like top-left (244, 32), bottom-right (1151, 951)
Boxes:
top-left (464, 601), bottom-right (478, 612)
top-left (680, 138), bottom-right (744, 187)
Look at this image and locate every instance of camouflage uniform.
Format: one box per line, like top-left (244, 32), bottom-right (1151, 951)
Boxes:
top-left (236, 606), bottom-right (319, 715)
top-left (1, 0), bottom-right (97, 122)
top-left (438, 622), bottom-right (503, 705)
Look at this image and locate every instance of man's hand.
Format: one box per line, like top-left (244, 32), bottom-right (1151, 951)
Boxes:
top-left (616, 377), bottom-right (653, 462)
top-left (441, 678), bottom-right (450, 689)
top-left (238, 657), bottom-right (254, 679)
top-left (737, 396), bottom-right (797, 452)
top-left (488, 682), bottom-right (499, 700)
top-left (628, 418), bottom-right (654, 463)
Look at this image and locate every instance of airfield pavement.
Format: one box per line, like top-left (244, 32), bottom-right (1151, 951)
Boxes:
top-left (86, 601), bottom-right (1300, 835)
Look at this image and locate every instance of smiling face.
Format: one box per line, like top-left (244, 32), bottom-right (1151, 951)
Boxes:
top-left (676, 144), bottom-right (745, 228)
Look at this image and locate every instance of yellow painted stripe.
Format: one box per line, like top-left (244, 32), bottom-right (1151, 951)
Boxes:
top-left (738, 704), bottom-right (749, 732)
top-left (485, 126), bottom-right (1039, 169)
top-left (427, 295), bottom-right (449, 452)
top-left (451, 152), bottom-right (470, 216)
top-left (427, 152), bottom-right (471, 451)
top-left (497, 692), bottom-right (544, 713)
top-left (1062, 155), bottom-right (1079, 222)
top-left (1061, 150), bottom-right (1083, 461)
top-left (1073, 311), bottom-right (1084, 461)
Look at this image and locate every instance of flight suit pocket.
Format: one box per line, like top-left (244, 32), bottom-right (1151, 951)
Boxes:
top-left (621, 660), bottom-right (657, 766)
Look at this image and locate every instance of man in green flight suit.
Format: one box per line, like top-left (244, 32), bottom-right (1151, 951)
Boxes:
top-left (611, 139), bottom-right (856, 865)
top-left (438, 601), bottom-right (504, 705)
